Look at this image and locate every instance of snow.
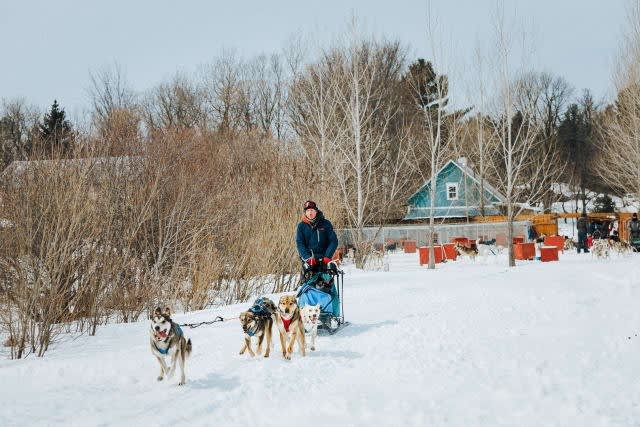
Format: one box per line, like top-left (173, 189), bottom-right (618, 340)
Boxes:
top-left (2, 251), bottom-right (640, 426)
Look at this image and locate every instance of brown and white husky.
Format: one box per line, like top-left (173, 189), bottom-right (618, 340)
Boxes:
top-left (150, 307), bottom-right (192, 385)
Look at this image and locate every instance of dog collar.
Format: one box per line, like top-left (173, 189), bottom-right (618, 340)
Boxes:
top-left (281, 316), bottom-right (292, 332)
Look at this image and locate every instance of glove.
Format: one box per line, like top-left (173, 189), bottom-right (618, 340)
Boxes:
top-left (306, 257), bottom-right (317, 266)
top-left (322, 257), bottom-right (332, 265)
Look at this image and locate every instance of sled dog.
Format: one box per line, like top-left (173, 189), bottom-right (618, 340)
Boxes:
top-left (276, 295), bottom-right (305, 360)
top-left (239, 298), bottom-right (277, 358)
top-left (150, 307), bottom-right (192, 385)
top-left (454, 242), bottom-right (478, 261)
top-left (612, 239), bottom-right (633, 255)
top-left (591, 239), bottom-right (610, 259)
top-left (300, 304), bottom-right (321, 351)
top-left (563, 236), bottom-right (576, 251)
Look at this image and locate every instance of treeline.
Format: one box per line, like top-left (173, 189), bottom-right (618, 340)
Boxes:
top-left (1, 21), bottom-right (639, 357)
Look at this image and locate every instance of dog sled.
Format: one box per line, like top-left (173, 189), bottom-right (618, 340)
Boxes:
top-left (297, 261), bottom-right (347, 335)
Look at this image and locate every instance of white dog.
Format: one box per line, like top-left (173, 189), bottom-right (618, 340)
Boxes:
top-left (300, 304), bottom-right (321, 351)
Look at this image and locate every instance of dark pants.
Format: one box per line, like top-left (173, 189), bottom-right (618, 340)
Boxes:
top-left (577, 231), bottom-right (589, 253)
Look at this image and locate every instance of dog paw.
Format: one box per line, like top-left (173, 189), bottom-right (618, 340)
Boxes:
top-left (310, 346), bottom-right (315, 351)
top-left (178, 381), bottom-right (185, 386)
top-left (157, 376), bottom-right (164, 381)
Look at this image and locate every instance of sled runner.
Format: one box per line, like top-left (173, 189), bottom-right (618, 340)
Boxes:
top-left (297, 261), bottom-right (348, 335)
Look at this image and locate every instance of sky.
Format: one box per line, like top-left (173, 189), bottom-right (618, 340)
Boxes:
top-left (0, 0), bottom-right (629, 120)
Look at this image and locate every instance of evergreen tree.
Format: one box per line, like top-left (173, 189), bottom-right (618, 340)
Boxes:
top-left (592, 194), bottom-right (616, 213)
top-left (38, 100), bottom-right (74, 156)
top-left (558, 93), bottom-right (597, 214)
top-left (402, 59), bottom-right (448, 110)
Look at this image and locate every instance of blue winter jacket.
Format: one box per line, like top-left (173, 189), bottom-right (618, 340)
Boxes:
top-left (295, 211), bottom-right (339, 261)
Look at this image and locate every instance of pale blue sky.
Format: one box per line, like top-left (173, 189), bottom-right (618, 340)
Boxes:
top-left (0, 0), bottom-right (628, 118)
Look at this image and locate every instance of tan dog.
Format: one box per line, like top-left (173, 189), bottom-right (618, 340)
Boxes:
top-left (454, 242), bottom-right (478, 261)
top-left (239, 298), bottom-right (276, 358)
top-left (300, 304), bottom-right (321, 351)
top-left (150, 307), bottom-right (192, 385)
top-left (610, 239), bottom-right (632, 255)
top-left (563, 236), bottom-right (576, 251)
top-left (276, 295), bottom-right (305, 360)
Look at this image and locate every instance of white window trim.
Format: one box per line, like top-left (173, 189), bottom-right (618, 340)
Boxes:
top-left (446, 182), bottom-right (459, 200)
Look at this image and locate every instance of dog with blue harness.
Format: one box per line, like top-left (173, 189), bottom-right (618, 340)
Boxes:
top-left (239, 297), bottom-right (277, 358)
top-left (150, 307), bottom-right (192, 385)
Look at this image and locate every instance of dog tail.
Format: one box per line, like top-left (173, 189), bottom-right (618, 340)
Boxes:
top-left (186, 338), bottom-right (192, 357)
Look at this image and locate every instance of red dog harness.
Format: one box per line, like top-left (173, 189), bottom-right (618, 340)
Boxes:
top-left (281, 316), bottom-right (292, 332)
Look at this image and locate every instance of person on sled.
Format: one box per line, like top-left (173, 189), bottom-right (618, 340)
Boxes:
top-left (295, 200), bottom-right (341, 322)
top-left (296, 200), bottom-right (339, 275)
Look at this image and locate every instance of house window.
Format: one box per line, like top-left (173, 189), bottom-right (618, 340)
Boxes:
top-left (446, 182), bottom-right (458, 200)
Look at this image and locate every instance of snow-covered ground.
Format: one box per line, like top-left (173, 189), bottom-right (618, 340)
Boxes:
top-left (2, 251), bottom-right (640, 427)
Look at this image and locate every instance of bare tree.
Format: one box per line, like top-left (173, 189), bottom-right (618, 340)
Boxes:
top-left (200, 50), bottom-right (251, 133)
top-left (330, 29), bottom-right (413, 267)
top-left (486, 7), bottom-right (560, 267)
top-left (597, 1), bottom-right (640, 199)
top-left (0, 99), bottom-right (39, 170)
top-left (88, 62), bottom-right (135, 125)
top-left (142, 74), bottom-right (205, 133)
top-left (289, 24), bottom-right (413, 268)
top-left (249, 54), bottom-right (288, 139)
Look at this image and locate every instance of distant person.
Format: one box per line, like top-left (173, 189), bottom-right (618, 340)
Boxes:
top-left (628, 213), bottom-right (640, 248)
top-left (576, 213), bottom-right (589, 254)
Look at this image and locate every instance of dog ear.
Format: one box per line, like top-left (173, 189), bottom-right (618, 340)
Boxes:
top-left (153, 307), bottom-right (162, 318)
top-left (163, 307), bottom-right (171, 317)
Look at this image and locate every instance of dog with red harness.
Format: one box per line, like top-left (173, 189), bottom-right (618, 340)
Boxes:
top-left (276, 295), bottom-right (305, 360)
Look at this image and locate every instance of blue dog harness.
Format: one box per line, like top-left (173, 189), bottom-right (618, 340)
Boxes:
top-left (154, 323), bottom-right (183, 355)
top-left (245, 298), bottom-right (272, 337)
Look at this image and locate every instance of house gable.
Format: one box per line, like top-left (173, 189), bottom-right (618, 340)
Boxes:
top-left (405, 160), bottom-right (505, 219)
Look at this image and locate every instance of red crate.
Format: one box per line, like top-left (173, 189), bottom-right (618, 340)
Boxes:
top-left (451, 236), bottom-right (469, 246)
top-left (442, 243), bottom-right (457, 261)
top-left (403, 240), bottom-right (417, 253)
top-left (543, 235), bottom-right (564, 253)
top-left (419, 246), bottom-right (444, 265)
top-left (540, 245), bottom-right (559, 262)
top-left (514, 242), bottom-right (535, 260)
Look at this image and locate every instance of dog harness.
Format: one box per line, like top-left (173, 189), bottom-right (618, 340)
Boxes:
top-left (249, 298), bottom-right (272, 316)
top-left (281, 316), bottom-right (292, 333)
top-left (154, 323), bottom-right (183, 355)
top-left (246, 298), bottom-right (273, 337)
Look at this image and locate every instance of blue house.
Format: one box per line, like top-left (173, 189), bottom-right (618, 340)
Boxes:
top-left (404, 159), bottom-right (506, 220)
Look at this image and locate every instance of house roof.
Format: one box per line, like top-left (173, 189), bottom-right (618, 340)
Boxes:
top-left (408, 159), bottom-right (506, 203)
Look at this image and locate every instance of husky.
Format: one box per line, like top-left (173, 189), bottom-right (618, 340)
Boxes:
top-left (591, 239), bottom-right (610, 259)
top-left (300, 304), bottom-right (321, 351)
top-left (563, 236), bottom-right (576, 251)
top-left (275, 295), bottom-right (306, 360)
top-left (454, 242), bottom-right (478, 261)
top-left (150, 307), bottom-right (192, 385)
top-left (239, 297), bottom-right (277, 358)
